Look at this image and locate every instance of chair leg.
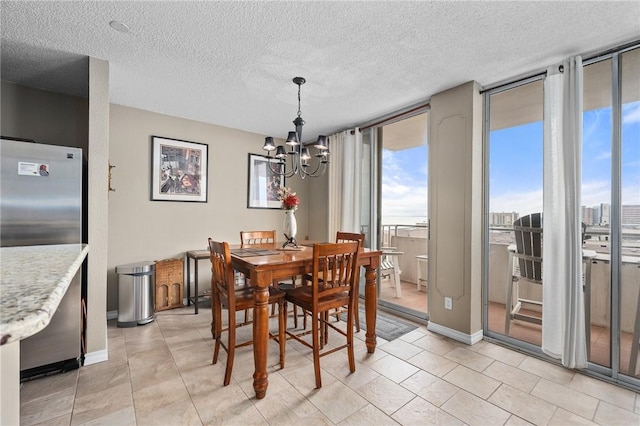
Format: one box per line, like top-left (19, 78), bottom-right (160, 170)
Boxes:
top-left (505, 253), bottom-right (514, 336)
top-left (211, 299), bottom-right (217, 339)
top-left (629, 290), bottom-right (640, 375)
top-left (279, 300), bottom-right (286, 369)
top-left (354, 297), bottom-right (360, 333)
top-left (303, 308), bottom-right (308, 330)
top-left (312, 312), bottom-right (322, 389)
top-left (224, 308), bottom-right (236, 386)
top-left (393, 259), bottom-right (402, 298)
top-left (212, 295), bottom-right (223, 363)
top-left (323, 311), bottom-right (329, 346)
top-left (347, 303), bottom-right (355, 373)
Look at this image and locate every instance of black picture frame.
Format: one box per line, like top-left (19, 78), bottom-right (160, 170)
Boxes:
top-left (151, 136), bottom-right (208, 202)
top-left (247, 153), bottom-right (284, 209)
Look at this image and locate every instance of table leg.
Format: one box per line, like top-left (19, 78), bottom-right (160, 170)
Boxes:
top-left (364, 265), bottom-right (378, 353)
top-left (186, 254), bottom-right (192, 306)
top-left (252, 271), bottom-right (271, 399)
top-left (194, 258), bottom-right (199, 314)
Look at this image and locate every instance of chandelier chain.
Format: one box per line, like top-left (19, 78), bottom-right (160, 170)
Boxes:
top-left (297, 84), bottom-right (302, 119)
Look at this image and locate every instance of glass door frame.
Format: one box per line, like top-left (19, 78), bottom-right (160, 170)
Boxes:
top-left (371, 109), bottom-right (431, 323)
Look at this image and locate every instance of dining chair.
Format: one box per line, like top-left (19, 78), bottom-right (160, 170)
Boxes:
top-left (240, 230), bottom-right (277, 248)
top-left (284, 241), bottom-right (361, 388)
top-left (208, 238), bottom-right (286, 386)
top-left (240, 230), bottom-right (301, 327)
top-left (301, 232), bottom-right (365, 336)
top-left (335, 232), bottom-right (365, 332)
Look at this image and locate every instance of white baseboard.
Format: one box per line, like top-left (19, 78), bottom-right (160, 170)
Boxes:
top-left (427, 321), bottom-right (483, 345)
top-left (106, 310), bottom-right (118, 320)
top-left (83, 349), bottom-right (108, 366)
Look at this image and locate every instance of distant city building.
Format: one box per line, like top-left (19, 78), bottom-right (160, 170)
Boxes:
top-left (580, 204), bottom-right (639, 226)
top-left (622, 205), bottom-right (640, 225)
top-left (592, 206), bottom-right (601, 226)
top-left (489, 212), bottom-right (519, 227)
top-left (582, 206), bottom-right (596, 225)
top-left (600, 203), bottom-right (610, 226)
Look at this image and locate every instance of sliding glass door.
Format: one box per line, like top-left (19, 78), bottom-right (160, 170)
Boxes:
top-left (484, 43), bottom-right (640, 390)
top-left (375, 111), bottom-right (430, 321)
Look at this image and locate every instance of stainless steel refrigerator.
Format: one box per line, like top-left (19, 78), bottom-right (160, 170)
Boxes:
top-left (0, 137), bottom-right (84, 379)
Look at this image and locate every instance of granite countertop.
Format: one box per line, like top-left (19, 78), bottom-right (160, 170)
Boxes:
top-left (0, 243), bottom-right (89, 345)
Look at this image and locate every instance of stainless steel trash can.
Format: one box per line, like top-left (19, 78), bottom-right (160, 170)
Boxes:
top-left (116, 261), bottom-right (155, 327)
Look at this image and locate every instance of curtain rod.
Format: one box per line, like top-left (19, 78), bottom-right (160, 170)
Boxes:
top-left (350, 102), bottom-right (430, 134)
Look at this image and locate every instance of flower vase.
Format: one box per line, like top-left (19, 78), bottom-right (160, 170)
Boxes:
top-left (282, 209), bottom-right (298, 248)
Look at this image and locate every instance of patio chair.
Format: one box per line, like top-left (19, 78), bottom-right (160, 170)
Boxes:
top-left (505, 213), bottom-right (543, 335)
top-left (380, 247), bottom-right (403, 298)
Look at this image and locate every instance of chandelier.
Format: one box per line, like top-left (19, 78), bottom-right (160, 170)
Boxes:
top-left (262, 77), bottom-right (330, 179)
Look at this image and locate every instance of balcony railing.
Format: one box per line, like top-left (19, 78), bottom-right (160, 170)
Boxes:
top-left (378, 223), bottom-right (640, 335)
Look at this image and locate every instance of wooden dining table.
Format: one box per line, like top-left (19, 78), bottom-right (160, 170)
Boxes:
top-left (230, 242), bottom-right (382, 399)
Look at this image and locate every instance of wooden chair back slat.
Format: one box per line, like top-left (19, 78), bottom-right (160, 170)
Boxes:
top-left (208, 239), bottom-right (235, 306)
top-left (240, 230), bottom-right (276, 248)
top-left (513, 213), bottom-right (542, 282)
top-left (311, 242), bottom-right (360, 305)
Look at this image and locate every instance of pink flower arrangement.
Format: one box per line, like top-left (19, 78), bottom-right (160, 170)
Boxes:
top-left (278, 187), bottom-right (299, 211)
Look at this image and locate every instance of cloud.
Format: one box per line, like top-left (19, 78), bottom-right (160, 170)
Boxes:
top-left (582, 180), bottom-right (611, 207)
top-left (381, 180), bottom-right (427, 217)
top-left (595, 151), bottom-right (612, 161)
top-left (381, 148), bottom-right (429, 217)
top-left (490, 188), bottom-right (543, 216)
top-left (622, 101), bottom-right (640, 125)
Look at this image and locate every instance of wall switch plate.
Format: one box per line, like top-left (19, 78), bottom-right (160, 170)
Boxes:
top-left (445, 297), bottom-right (452, 310)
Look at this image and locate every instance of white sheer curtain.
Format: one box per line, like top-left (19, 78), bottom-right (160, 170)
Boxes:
top-left (542, 56), bottom-right (587, 368)
top-left (328, 128), bottom-right (362, 240)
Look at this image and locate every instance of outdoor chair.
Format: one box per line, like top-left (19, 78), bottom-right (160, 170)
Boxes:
top-left (380, 247), bottom-right (403, 298)
top-left (505, 213), bottom-right (543, 335)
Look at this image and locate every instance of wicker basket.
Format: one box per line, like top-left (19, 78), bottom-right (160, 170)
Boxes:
top-left (154, 258), bottom-right (184, 311)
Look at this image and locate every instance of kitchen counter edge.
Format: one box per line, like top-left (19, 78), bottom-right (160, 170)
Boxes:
top-left (0, 244), bottom-right (89, 345)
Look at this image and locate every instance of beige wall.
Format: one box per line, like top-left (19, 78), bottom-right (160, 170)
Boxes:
top-left (1, 81), bottom-right (88, 149)
top-left (428, 81), bottom-right (483, 340)
top-left (107, 104), bottom-right (312, 311)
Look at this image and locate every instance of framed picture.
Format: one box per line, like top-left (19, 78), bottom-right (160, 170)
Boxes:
top-left (151, 136), bottom-right (208, 202)
top-left (247, 153), bottom-right (284, 209)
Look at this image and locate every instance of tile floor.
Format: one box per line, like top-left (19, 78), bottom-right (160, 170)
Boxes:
top-left (20, 306), bottom-right (640, 425)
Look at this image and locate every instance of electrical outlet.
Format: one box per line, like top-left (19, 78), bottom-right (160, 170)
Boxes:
top-left (445, 297), bottom-right (452, 310)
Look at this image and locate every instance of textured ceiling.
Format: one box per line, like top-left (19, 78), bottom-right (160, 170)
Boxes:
top-left (1, 1), bottom-right (639, 142)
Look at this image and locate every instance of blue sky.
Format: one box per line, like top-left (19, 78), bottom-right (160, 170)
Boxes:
top-left (381, 145), bottom-right (428, 221)
top-left (382, 101), bottom-right (640, 220)
top-left (489, 101), bottom-right (640, 215)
